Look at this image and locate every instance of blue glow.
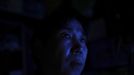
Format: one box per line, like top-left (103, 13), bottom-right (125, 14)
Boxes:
top-left (56, 18), bottom-right (88, 75)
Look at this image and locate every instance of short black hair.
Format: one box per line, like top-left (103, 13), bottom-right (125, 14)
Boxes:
top-left (32, 5), bottom-right (89, 60)
top-left (36, 6), bottom-right (89, 43)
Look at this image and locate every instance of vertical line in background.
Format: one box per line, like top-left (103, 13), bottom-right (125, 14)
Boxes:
top-left (128, 36), bottom-right (134, 75)
top-left (112, 35), bottom-right (122, 68)
top-left (131, 45), bottom-right (134, 74)
top-left (21, 24), bottom-right (27, 75)
top-left (20, 25), bottom-right (27, 75)
top-left (21, 24), bottom-right (33, 75)
top-left (117, 36), bottom-right (122, 64)
top-left (112, 36), bottom-right (118, 66)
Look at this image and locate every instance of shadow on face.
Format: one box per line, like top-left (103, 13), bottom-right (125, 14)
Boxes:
top-left (55, 18), bottom-right (88, 75)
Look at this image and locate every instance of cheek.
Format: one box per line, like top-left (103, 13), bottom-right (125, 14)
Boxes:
top-left (58, 41), bottom-right (72, 59)
top-left (58, 41), bottom-right (72, 69)
top-left (83, 45), bottom-right (88, 59)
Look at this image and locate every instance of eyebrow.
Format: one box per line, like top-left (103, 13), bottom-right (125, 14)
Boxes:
top-left (62, 27), bottom-right (73, 32)
top-left (62, 27), bottom-right (87, 37)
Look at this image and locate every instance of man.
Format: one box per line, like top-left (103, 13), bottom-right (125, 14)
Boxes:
top-left (55, 18), bottom-right (88, 75)
top-left (33, 7), bottom-right (89, 75)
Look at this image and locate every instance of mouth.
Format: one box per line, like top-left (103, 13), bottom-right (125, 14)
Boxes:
top-left (71, 59), bottom-right (83, 64)
top-left (70, 55), bottom-right (84, 66)
top-left (70, 59), bottom-right (83, 69)
top-left (66, 53), bottom-right (84, 67)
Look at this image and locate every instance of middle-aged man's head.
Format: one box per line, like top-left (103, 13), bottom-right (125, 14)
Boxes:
top-left (56, 18), bottom-right (88, 75)
top-left (33, 7), bottom-right (89, 75)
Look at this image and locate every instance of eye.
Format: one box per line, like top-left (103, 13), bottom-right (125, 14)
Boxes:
top-left (60, 32), bottom-right (72, 40)
top-left (80, 37), bottom-right (86, 43)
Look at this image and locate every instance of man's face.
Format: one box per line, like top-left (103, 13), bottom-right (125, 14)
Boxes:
top-left (56, 19), bottom-right (88, 75)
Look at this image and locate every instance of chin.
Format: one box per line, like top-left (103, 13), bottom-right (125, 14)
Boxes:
top-left (62, 64), bottom-right (84, 75)
top-left (70, 64), bottom-right (84, 75)
top-left (63, 70), bottom-right (82, 75)
top-left (69, 70), bottom-right (82, 75)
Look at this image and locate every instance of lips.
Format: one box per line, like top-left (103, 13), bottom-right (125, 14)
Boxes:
top-left (70, 55), bottom-right (84, 65)
top-left (70, 59), bottom-right (83, 69)
top-left (66, 52), bottom-right (84, 67)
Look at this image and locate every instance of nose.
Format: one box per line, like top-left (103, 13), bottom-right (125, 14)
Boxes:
top-left (71, 38), bottom-right (82, 54)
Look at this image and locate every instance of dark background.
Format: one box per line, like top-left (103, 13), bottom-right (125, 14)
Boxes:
top-left (0, 0), bottom-right (132, 75)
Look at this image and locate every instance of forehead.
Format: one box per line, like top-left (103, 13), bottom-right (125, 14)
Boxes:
top-left (63, 18), bottom-right (84, 33)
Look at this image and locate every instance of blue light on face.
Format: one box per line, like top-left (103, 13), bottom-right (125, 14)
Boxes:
top-left (57, 19), bottom-right (88, 75)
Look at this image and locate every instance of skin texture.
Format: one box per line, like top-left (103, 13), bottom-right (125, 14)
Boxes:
top-left (54, 18), bottom-right (88, 75)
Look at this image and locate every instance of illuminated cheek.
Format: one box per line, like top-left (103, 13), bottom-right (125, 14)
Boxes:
top-left (65, 48), bottom-right (70, 57)
top-left (60, 42), bottom-right (71, 68)
top-left (58, 41), bottom-right (71, 56)
top-left (84, 47), bottom-right (88, 60)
